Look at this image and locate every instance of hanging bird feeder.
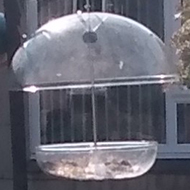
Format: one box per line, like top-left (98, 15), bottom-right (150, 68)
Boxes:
top-left (11, 10), bottom-right (178, 180)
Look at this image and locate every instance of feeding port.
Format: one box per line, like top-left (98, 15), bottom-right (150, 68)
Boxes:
top-left (11, 12), bottom-right (177, 180)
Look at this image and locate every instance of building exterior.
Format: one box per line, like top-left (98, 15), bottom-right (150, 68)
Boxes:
top-left (1, 0), bottom-right (190, 190)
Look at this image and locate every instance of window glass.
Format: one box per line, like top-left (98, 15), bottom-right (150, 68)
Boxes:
top-left (177, 103), bottom-right (190, 144)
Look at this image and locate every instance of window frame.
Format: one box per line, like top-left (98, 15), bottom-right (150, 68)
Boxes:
top-left (158, 85), bottom-right (190, 159)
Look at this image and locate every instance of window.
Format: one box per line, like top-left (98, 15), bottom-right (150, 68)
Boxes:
top-left (25, 0), bottom-right (184, 159)
top-left (159, 85), bottom-right (190, 158)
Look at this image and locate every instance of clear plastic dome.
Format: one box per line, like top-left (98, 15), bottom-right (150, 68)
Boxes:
top-left (12, 12), bottom-right (177, 88)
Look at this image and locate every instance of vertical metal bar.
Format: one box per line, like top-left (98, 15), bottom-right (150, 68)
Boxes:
top-left (147, 84), bottom-right (153, 137)
top-left (114, 0), bottom-right (120, 13)
top-left (165, 90), bottom-right (177, 146)
top-left (91, 86), bottom-right (97, 145)
top-left (160, 86), bottom-right (166, 143)
top-left (91, 0), bottom-right (95, 11)
top-left (146, 0), bottom-right (150, 27)
top-left (127, 85), bottom-right (131, 139)
top-left (69, 89), bottom-right (75, 142)
top-left (50, 90), bottom-right (54, 143)
top-left (137, 0), bottom-right (141, 21)
top-left (105, 88), bottom-right (109, 140)
top-left (73, 0), bottom-right (78, 13)
top-left (10, 91), bottom-right (28, 190)
top-left (158, 0), bottom-right (164, 40)
top-left (138, 84), bottom-right (142, 138)
top-left (47, 0), bottom-right (51, 21)
top-left (41, 90), bottom-right (47, 144)
top-left (59, 89), bottom-right (64, 141)
top-left (39, 0), bottom-right (46, 26)
top-left (56, 0), bottom-right (61, 17)
top-left (64, 0), bottom-right (71, 15)
top-left (82, 88), bottom-right (86, 142)
top-left (28, 92), bottom-right (41, 156)
top-left (116, 86), bottom-right (120, 137)
top-left (41, 0), bottom-right (46, 24)
top-left (102, 0), bottom-right (106, 12)
top-left (78, 0), bottom-right (83, 10)
top-left (121, 3), bottom-right (124, 15)
top-left (38, 0), bottom-right (42, 27)
top-left (125, 0), bottom-right (129, 16)
top-left (26, 0), bottom-right (38, 37)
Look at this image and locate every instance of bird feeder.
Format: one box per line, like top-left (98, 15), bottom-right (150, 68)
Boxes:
top-left (11, 12), bottom-right (178, 180)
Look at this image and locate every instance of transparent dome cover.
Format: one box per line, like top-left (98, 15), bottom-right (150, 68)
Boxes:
top-left (12, 12), bottom-right (177, 88)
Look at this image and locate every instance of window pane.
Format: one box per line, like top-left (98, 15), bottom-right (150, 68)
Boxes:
top-left (39, 84), bottom-right (166, 144)
top-left (177, 104), bottom-right (190, 144)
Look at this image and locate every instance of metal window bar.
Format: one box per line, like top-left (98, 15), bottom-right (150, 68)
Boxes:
top-left (147, 84), bottom-right (153, 137)
top-left (116, 86), bottom-right (120, 137)
top-left (127, 85), bottom-right (131, 139)
top-left (40, 90), bottom-right (47, 144)
top-left (138, 84), bottom-right (142, 138)
top-left (28, 92), bottom-right (41, 154)
top-left (137, 0), bottom-right (141, 21)
top-left (56, 0), bottom-right (62, 17)
top-left (145, 0), bottom-right (150, 27)
top-left (38, 84), bottom-right (166, 144)
top-left (104, 88), bottom-right (109, 140)
top-left (159, 85), bottom-right (166, 144)
top-left (82, 88), bottom-right (87, 141)
top-left (158, 0), bottom-right (164, 40)
top-left (47, 0), bottom-right (51, 21)
top-left (102, 0), bottom-right (106, 12)
top-left (49, 90), bottom-right (54, 143)
top-left (69, 89), bottom-right (75, 142)
top-left (59, 89), bottom-right (64, 142)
